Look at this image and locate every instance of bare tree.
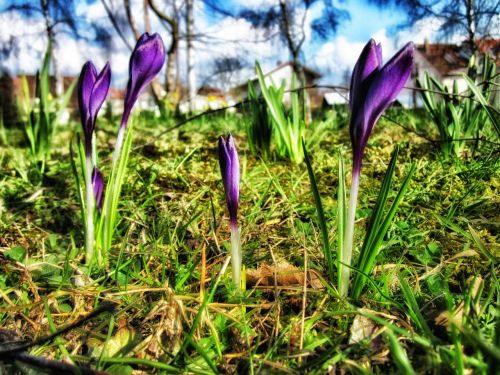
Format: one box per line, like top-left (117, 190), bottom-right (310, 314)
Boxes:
top-left (204, 57), bottom-right (251, 90)
top-left (99, 0), bottom-right (133, 50)
top-left (40, 0), bottom-right (62, 94)
top-left (370, 0), bottom-right (500, 54)
top-left (124, 0), bottom-right (141, 40)
top-left (2, 0), bottom-right (111, 94)
top-left (278, 0), bottom-right (307, 87)
top-left (203, 0), bottom-right (348, 80)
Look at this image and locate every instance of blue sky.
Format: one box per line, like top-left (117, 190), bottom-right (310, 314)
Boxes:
top-left (337, 0), bottom-right (406, 41)
top-left (0, 0), bottom-right (440, 87)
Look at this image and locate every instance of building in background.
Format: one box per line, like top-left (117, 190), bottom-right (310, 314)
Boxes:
top-left (411, 39), bottom-right (500, 106)
top-left (230, 61), bottom-right (323, 109)
top-left (0, 73), bottom-right (76, 126)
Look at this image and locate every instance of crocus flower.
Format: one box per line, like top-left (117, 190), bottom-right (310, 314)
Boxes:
top-left (92, 167), bottom-right (105, 212)
top-left (219, 134), bottom-right (240, 226)
top-left (77, 61), bottom-right (110, 264)
top-left (218, 134), bottom-right (242, 290)
top-left (120, 32), bottom-right (166, 129)
top-left (112, 33), bottom-right (165, 163)
top-left (78, 61), bottom-right (111, 155)
top-left (340, 40), bottom-right (414, 297)
top-left (349, 39), bottom-right (414, 174)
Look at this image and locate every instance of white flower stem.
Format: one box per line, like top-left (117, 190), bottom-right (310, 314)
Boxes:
top-left (230, 222), bottom-right (242, 291)
top-left (113, 126), bottom-right (125, 164)
top-left (340, 168), bottom-right (360, 297)
top-left (85, 156), bottom-right (94, 264)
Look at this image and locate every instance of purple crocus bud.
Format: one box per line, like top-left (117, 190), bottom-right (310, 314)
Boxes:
top-left (121, 33), bottom-right (166, 129)
top-left (92, 167), bottom-right (105, 212)
top-left (218, 134), bottom-right (240, 227)
top-left (349, 40), bottom-right (414, 172)
top-left (349, 39), bottom-right (382, 114)
top-left (78, 61), bottom-right (111, 155)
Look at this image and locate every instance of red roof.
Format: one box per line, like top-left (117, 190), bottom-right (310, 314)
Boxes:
top-left (266, 61), bottom-right (322, 80)
top-left (476, 39), bottom-right (500, 65)
top-left (416, 43), bottom-right (469, 76)
top-left (417, 39), bottom-right (500, 76)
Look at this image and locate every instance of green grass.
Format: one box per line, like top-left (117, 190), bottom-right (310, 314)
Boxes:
top-left (0, 107), bottom-right (498, 374)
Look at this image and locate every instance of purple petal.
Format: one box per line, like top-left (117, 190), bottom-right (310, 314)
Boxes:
top-left (218, 134), bottom-right (240, 223)
top-left (121, 33), bottom-right (166, 128)
top-left (78, 61), bottom-right (97, 137)
top-left (349, 39), bottom-right (382, 112)
top-left (365, 42), bottom-right (414, 123)
top-left (89, 62), bottom-right (111, 127)
top-left (350, 42), bottom-right (414, 166)
top-left (92, 167), bottom-right (105, 212)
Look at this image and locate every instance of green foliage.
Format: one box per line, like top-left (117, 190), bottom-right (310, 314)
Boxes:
top-left (417, 54), bottom-right (499, 158)
top-left (303, 144), bottom-right (415, 299)
top-left (1, 106), bottom-right (498, 374)
top-left (351, 146), bottom-right (416, 300)
top-left (97, 126), bottom-right (134, 267)
top-left (0, 110), bottom-right (6, 146)
top-left (72, 123), bottom-right (135, 268)
top-left (385, 329), bottom-right (416, 375)
top-left (16, 43), bottom-right (75, 178)
top-left (4, 246), bottom-right (25, 262)
top-left (255, 61), bottom-right (305, 163)
top-left (245, 80), bottom-right (272, 158)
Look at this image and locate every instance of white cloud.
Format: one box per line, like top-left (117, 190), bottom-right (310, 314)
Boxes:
top-left (311, 16), bottom-right (452, 84)
top-left (396, 17), bottom-right (446, 45)
top-left (187, 5), bottom-right (286, 89)
top-left (228, 0), bottom-right (275, 10)
top-left (0, 11), bottom-right (47, 74)
top-left (313, 36), bottom-right (365, 83)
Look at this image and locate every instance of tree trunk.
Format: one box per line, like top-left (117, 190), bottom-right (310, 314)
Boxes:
top-left (124, 0), bottom-right (141, 39)
top-left (279, 0), bottom-right (309, 122)
top-left (186, 0), bottom-right (197, 112)
top-left (100, 0), bottom-right (133, 50)
top-left (41, 0), bottom-right (63, 96)
top-left (143, 0), bottom-right (151, 32)
top-left (148, 0), bottom-right (179, 95)
top-left (465, 0), bottom-right (477, 55)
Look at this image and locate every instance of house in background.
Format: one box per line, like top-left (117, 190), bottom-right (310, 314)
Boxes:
top-left (413, 40), bottom-right (470, 91)
top-left (411, 39), bottom-right (500, 106)
top-left (0, 73), bottom-right (77, 126)
top-left (230, 61), bottom-right (323, 109)
top-left (178, 85), bottom-right (229, 114)
top-left (322, 88), bottom-right (349, 107)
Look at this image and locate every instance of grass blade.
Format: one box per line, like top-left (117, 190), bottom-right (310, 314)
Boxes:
top-left (385, 329), bottom-right (416, 375)
top-left (398, 273), bottom-right (433, 338)
top-left (302, 139), bottom-right (333, 280)
top-left (462, 74), bottom-right (500, 137)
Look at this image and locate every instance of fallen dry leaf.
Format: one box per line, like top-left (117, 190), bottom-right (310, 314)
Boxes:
top-left (245, 261), bottom-right (323, 288)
